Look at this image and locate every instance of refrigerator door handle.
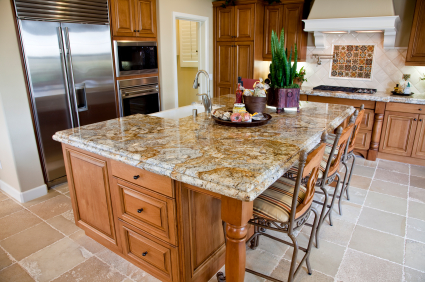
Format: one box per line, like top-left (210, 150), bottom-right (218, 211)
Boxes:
top-left (57, 26), bottom-right (75, 128)
top-left (63, 27), bottom-right (81, 127)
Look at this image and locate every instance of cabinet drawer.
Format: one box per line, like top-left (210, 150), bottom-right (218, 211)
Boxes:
top-left (118, 220), bottom-right (179, 282)
top-left (355, 129), bottom-right (371, 150)
top-left (110, 160), bottom-right (173, 197)
top-left (386, 103), bottom-right (425, 114)
top-left (307, 96), bottom-right (376, 109)
top-left (112, 178), bottom-right (177, 245)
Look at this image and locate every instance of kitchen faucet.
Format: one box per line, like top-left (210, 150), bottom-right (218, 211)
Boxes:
top-left (193, 70), bottom-right (212, 114)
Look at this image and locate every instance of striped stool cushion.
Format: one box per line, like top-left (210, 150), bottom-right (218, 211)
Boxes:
top-left (253, 177), bottom-right (306, 222)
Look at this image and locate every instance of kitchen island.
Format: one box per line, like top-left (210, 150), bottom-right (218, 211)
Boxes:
top-left (53, 95), bottom-right (354, 282)
top-left (300, 88), bottom-right (425, 165)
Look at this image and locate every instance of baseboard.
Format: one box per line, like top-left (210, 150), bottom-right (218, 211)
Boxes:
top-left (0, 179), bottom-right (47, 203)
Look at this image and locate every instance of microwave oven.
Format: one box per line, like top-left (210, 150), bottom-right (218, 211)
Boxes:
top-left (114, 41), bottom-right (158, 77)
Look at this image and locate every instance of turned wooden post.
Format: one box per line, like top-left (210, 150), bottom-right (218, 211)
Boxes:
top-left (368, 102), bottom-right (386, 161)
top-left (220, 196), bottom-right (253, 282)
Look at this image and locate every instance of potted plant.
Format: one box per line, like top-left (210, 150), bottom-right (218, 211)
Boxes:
top-left (267, 29), bottom-right (300, 113)
top-left (294, 66), bottom-right (307, 88)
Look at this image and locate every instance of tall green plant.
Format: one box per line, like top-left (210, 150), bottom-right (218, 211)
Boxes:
top-left (269, 29), bottom-right (299, 89)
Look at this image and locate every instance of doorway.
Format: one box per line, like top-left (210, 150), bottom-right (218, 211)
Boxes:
top-left (172, 13), bottom-right (209, 108)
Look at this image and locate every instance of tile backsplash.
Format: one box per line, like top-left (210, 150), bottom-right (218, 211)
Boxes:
top-left (298, 33), bottom-right (425, 94)
top-left (331, 44), bottom-right (375, 80)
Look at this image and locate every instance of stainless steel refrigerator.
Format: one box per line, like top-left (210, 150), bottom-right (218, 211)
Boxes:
top-left (15, 0), bottom-right (117, 186)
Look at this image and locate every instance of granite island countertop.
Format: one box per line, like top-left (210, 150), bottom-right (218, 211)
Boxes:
top-left (301, 87), bottom-right (425, 105)
top-left (53, 95), bottom-right (354, 201)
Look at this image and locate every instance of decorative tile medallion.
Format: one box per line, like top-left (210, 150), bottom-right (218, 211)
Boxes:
top-left (330, 45), bottom-right (375, 80)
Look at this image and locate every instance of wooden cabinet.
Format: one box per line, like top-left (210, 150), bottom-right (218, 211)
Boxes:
top-left (62, 145), bottom-right (120, 252)
top-left (263, 2), bottom-right (306, 61)
top-left (216, 4), bottom-right (255, 41)
top-left (111, 0), bottom-right (157, 38)
top-left (379, 111), bottom-right (418, 156)
top-left (235, 42), bottom-right (254, 83)
top-left (406, 0), bottom-right (425, 66)
top-left (412, 115), bottom-right (425, 159)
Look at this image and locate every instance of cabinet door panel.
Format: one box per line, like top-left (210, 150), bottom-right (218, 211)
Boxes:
top-left (134, 0), bottom-right (157, 38)
top-left (111, 0), bottom-right (135, 37)
top-left (216, 42), bottom-right (234, 86)
top-left (263, 5), bottom-right (283, 59)
top-left (406, 0), bottom-right (425, 65)
top-left (235, 42), bottom-right (254, 81)
top-left (216, 6), bottom-right (234, 41)
top-left (234, 4), bottom-right (255, 41)
top-left (216, 85), bottom-right (233, 97)
top-left (355, 130), bottom-right (371, 150)
top-left (379, 111), bottom-right (418, 156)
top-left (412, 115), bottom-right (425, 159)
top-left (282, 4), bottom-right (303, 61)
top-left (360, 109), bottom-right (375, 131)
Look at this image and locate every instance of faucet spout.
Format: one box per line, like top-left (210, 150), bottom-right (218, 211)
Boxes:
top-left (193, 70), bottom-right (212, 114)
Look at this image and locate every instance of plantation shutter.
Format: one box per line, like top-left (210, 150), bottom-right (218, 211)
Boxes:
top-left (179, 20), bottom-right (198, 67)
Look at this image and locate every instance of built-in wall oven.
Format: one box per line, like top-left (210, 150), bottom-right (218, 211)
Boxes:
top-left (118, 77), bottom-right (160, 117)
top-left (114, 41), bottom-right (158, 77)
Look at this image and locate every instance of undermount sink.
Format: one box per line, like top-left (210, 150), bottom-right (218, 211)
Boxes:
top-left (149, 103), bottom-right (223, 121)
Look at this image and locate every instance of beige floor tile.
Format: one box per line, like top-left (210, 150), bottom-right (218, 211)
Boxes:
top-left (246, 248), bottom-right (279, 276)
top-left (374, 169), bottom-right (409, 185)
top-left (357, 207), bottom-right (406, 236)
top-left (96, 248), bottom-right (139, 276)
top-left (349, 175), bottom-right (372, 190)
top-left (0, 199), bottom-right (23, 218)
top-left (284, 234), bottom-right (345, 277)
top-left (377, 160), bottom-right (410, 174)
top-left (28, 195), bottom-right (72, 220)
top-left (61, 209), bottom-right (75, 223)
top-left (349, 225), bottom-right (404, 264)
top-left (256, 234), bottom-right (290, 257)
top-left (46, 215), bottom-right (81, 236)
top-left (0, 191), bottom-right (9, 201)
top-left (21, 237), bottom-right (90, 282)
top-left (364, 191), bottom-right (407, 216)
top-left (410, 176), bottom-right (425, 189)
top-left (51, 256), bottom-right (125, 282)
top-left (336, 248), bottom-right (402, 282)
top-left (407, 217), bottom-right (425, 244)
top-left (130, 268), bottom-right (162, 282)
top-left (345, 186), bottom-right (367, 206)
top-left (329, 201), bottom-right (362, 224)
top-left (410, 165), bottom-right (425, 178)
top-left (410, 187), bottom-right (425, 204)
top-left (51, 183), bottom-right (69, 194)
top-left (409, 201), bottom-right (425, 221)
top-left (21, 190), bottom-right (61, 208)
top-left (0, 263), bottom-right (34, 282)
top-left (0, 210), bottom-right (42, 240)
top-left (0, 248), bottom-right (13, 271)
top-left (370, 179), bottom-right (409, 199)
top-left (404, 267), bottom-right (425, 282)
top-left (269, 258), bottom-right (334, 282)
top-left (405, 240), bottom-right (425, 272)
top-left (352, 165), bottom-right (375, 178)
top-left (351, 157), bottom-right (377, 168)
top-left (302, 218), bottom-right (355, 247)
top-left (0, 222), bottom-right (64, 261)
top-left (69, 230), bottom-right (108, 255)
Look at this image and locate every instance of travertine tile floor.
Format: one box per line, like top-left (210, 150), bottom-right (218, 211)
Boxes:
top-left (0, 157), bottom-right (424, 281)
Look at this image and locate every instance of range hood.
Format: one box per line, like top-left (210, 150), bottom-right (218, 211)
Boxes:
top-left (303, 0), bottom-right (400, 49)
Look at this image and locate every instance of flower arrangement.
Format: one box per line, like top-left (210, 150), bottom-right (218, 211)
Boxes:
top-left (269, 29), bottom-right (299, 89)
top-left (294, 66), bottom-right (307, 85)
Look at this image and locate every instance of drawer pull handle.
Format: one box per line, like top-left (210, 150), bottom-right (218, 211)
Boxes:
top-left (420, 109), bottom-right (422, 111)
top-left (137, 208), bottom-right (143, 213)
top-left (142, 251), bottom-right (148, 256)
top-left (414, 118), bottom-right (417, 121)
top-left (133, 175), bottom-right (140, 180)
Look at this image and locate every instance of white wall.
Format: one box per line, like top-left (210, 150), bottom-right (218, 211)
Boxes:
top-left (157, 0), bottom-right (214, 110)
top-left (0, 0), bottom-right (46, 199)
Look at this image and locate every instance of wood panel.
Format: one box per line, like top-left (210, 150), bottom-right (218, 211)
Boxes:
top-left (111, 0), bottom-right (135, 37)
top-left (177, 183), bottom-right (225, 282)
top-left (134, 0), bottom-right (157, 38)
top-left (282, 3), bottom-right (304, 61)
top-left (406, 0), bottom-right (425, 66)
top-left (263, 5), bottom-right (283, 59)
top-left (306, 96), bottom-right (375, 109)
top-left (360, 109), bottom-right (374, 131)
top-left (234, 4), bottom-right (255, 41)
top-left (379, 111), bottom-right (419, 157)
top-left (118, 220), bottom-right (179, 282)
top-left (385, 102), bottom-right (424, 114)
top-left (355, 129), bottom-right (372, 150)
top-left (412, 115), bottom-right (425, 159)
top-left (234, 42), bottom-right (254, 83)
top-left (110, 160), bottom-right (173, 198)
top-left (217, 85), bottom-right (233, 97)
top-left (216, 41), bottom-right (234, 86)
top-left (216, 6), bottom-right (234, 41)
top-left (378, 151), bottom-right (425, 166)
top-left (111, 178), bottom-right (177, 245)
top-left (62, 145), bottom-right (120, 251)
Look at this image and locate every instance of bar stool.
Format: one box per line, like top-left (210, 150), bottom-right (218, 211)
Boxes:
top-left (218, 133), bottom-right (327, 282)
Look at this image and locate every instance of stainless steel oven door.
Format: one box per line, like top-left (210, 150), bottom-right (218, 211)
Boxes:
top-left (121, 85), bottom-right (160, 116)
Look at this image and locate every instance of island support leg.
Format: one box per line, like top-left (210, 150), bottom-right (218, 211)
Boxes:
top-left (219, 196), bottom-right (253, 282)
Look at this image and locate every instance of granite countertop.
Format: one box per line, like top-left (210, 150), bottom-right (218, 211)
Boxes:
top-left (53, 95), bottom-right (354, 201)
top-left (301, 88), bottom-right (425, 105)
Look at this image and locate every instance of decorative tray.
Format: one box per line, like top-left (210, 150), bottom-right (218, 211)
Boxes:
top-left (391, 91), bottom-right (414, 96)
top-left (212, 113), bottom-right (272, 127)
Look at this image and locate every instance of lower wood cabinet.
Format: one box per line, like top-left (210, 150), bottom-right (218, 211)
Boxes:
top-left (412, 115), bottom-right (425, 159)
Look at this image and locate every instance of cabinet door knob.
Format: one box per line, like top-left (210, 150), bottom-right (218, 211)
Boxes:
top-left (134, 175), bottom-right (140, 180)
top-left (142, 251), bottom-right (148, 256)
top-left (420, 119), bottom-right (423, 122)
top-left (137, 208), bottom-right (143, 213)
top-left (419, 108), bottom-right (422, 111)
top-left (133, 30), bottom-right (136, 32)
top-left (414, 118), bottom-right (417, 121)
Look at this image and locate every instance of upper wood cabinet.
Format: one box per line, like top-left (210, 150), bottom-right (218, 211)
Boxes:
top-left (111, 0), bottom-right (157, 38)
top-left (216, 4), bottom-right (255, 41)
top-left (406, 0), bottom-right (425, 66)
top-left (412, 115), bottom-right (425, 159)
top-left (216, 6), bottom-right (234, 41)
top-left (263, 2), bottom-right (306, 61)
